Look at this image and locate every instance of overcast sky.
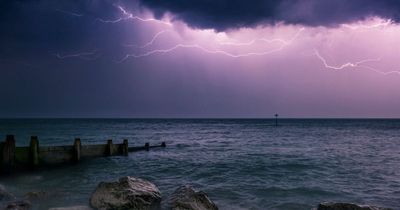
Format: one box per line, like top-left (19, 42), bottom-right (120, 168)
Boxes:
top-left (1, 0), bottom-right (400, 118)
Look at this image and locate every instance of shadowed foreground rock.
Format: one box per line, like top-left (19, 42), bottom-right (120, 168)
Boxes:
top-left (24, 191), bottom-right (48, 201)
top-left (0, 185), bottom-right (15, 201)
top-left (90, 176), bottom-right (161, 210)
top-left (167, 185), bottom-right (218, 210)
top-left (4, 200), bottom-right (31, 210)
top-left (317, 202), bottom-right (393, 210)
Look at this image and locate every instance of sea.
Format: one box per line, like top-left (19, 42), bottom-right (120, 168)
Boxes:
top-left (0, 119), bottom-right (399, 210)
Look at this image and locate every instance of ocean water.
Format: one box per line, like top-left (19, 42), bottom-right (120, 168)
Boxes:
top-left (0, 119), bottom-right (399, 210)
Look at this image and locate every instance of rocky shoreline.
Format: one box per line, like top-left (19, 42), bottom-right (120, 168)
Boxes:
top-left (0, 177), bottom-right (394, 210)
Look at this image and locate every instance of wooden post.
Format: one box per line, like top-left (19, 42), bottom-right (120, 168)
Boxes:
top-left (123, 139), bottom-right (128, 156)
top-left (161, 142), bottom-right (166, 147)
top-left (29, 136), bottom-right (39, 167)
top-left (2, 135), bottom-right (16, 172)
top-left (73, 138), bottom-right (81, 162)
top-left (144, 143), bottom-right (150, 151)
top-left (107, 140), bottom-right (113, 156)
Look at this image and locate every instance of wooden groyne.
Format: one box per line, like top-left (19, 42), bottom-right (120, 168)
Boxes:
top-left (0, 135), bottom-right (166, 174)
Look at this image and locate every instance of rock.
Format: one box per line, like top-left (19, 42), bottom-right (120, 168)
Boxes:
top-left (317, 202), bottom-right (393, 210)
top-left (90, 176), bottom-right (161, 210)
top-left (166, 185), bottom-right (218, 210)
top-left (4, 200), bottom-right (31, 210)
top-left (24, 191), bottom-right (47, 201)
top-left (0, 185), bottom-right (15, 201)
top-left (48, 206), bottom-right (93, 210)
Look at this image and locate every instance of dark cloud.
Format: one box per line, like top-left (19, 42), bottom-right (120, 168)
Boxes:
top-left (139, 0), bottom-right (400, 30)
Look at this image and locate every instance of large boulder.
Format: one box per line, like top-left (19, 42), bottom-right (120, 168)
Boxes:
top-left (317, 202), bottom-right (393, 210)
top-left (0, 185), bottom-right (15, 201)
top-left (48, 206), bottom-right (92, 210)
top-left (166, 185), bottom-right (218, 210)
top-left (4, 200), bottom-right (32, 210)
top-left (90, 176), bottom-right (161, 210)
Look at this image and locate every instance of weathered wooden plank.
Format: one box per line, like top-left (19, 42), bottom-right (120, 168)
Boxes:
top-left (15, 147), bottom-right (30, 165)
top-left (81, 144), bottom-right (107, 157)
top-left (39, 146), bottom-right (74, 164)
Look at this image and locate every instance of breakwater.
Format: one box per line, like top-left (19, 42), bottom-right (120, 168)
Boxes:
top-left (0, 135), bottom-right (166, 174)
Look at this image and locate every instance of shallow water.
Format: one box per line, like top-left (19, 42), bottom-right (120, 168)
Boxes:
top-left (0, 119), bottom-right (399, 209)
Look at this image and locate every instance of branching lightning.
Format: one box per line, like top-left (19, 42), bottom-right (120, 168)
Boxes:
top-left (118, 27), bottom-right (305, 62)
top-left (314, 49), bottom-right (400, 75)
top-left (96, 5), bottom-right (171, 26)
top-left (341, 19), bottom-right (392, 30)
top-left (108, 5), bottom-right (304, 62)
top-left (314, 49), bottom-right (380, 70)
top-left (100, 5), bottom-right (306, 63)
top-left (118, 44), bottom-right (288, 62)
top-left (123, 30), bottom-right (172, 48)
top-left (57, 4), bottom-right (171, 62)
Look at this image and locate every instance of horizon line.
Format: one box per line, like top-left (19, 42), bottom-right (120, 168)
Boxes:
top-left (1, 117), bottom-right (400, 120)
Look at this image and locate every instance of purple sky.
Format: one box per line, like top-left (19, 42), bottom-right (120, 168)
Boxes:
top-left (1, 0), bottom-right (400, 118)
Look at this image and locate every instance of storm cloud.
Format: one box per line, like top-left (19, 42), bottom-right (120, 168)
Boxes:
top-left (139, 0), bottom-right (400, 30)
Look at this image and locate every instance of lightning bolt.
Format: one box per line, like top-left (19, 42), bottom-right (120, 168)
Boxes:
top-left (341, 19), bottom-right (392, 30)
top-left (56, 4), bottom-right (172, 62)
top-left (314, 49), bottom-right (380, 70)
top-left (54, 51), bottom-right (100, 60)
top-left (119, 28), bottom-right (305, 62)
top-left (314, 49), bottom-right (400, 75)
top-left (123, 30), bottom-right (172, 48)
top-left (118, 44), bottom-right (290, 62)
top-left (96, 5), bottom-right (172, 26)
